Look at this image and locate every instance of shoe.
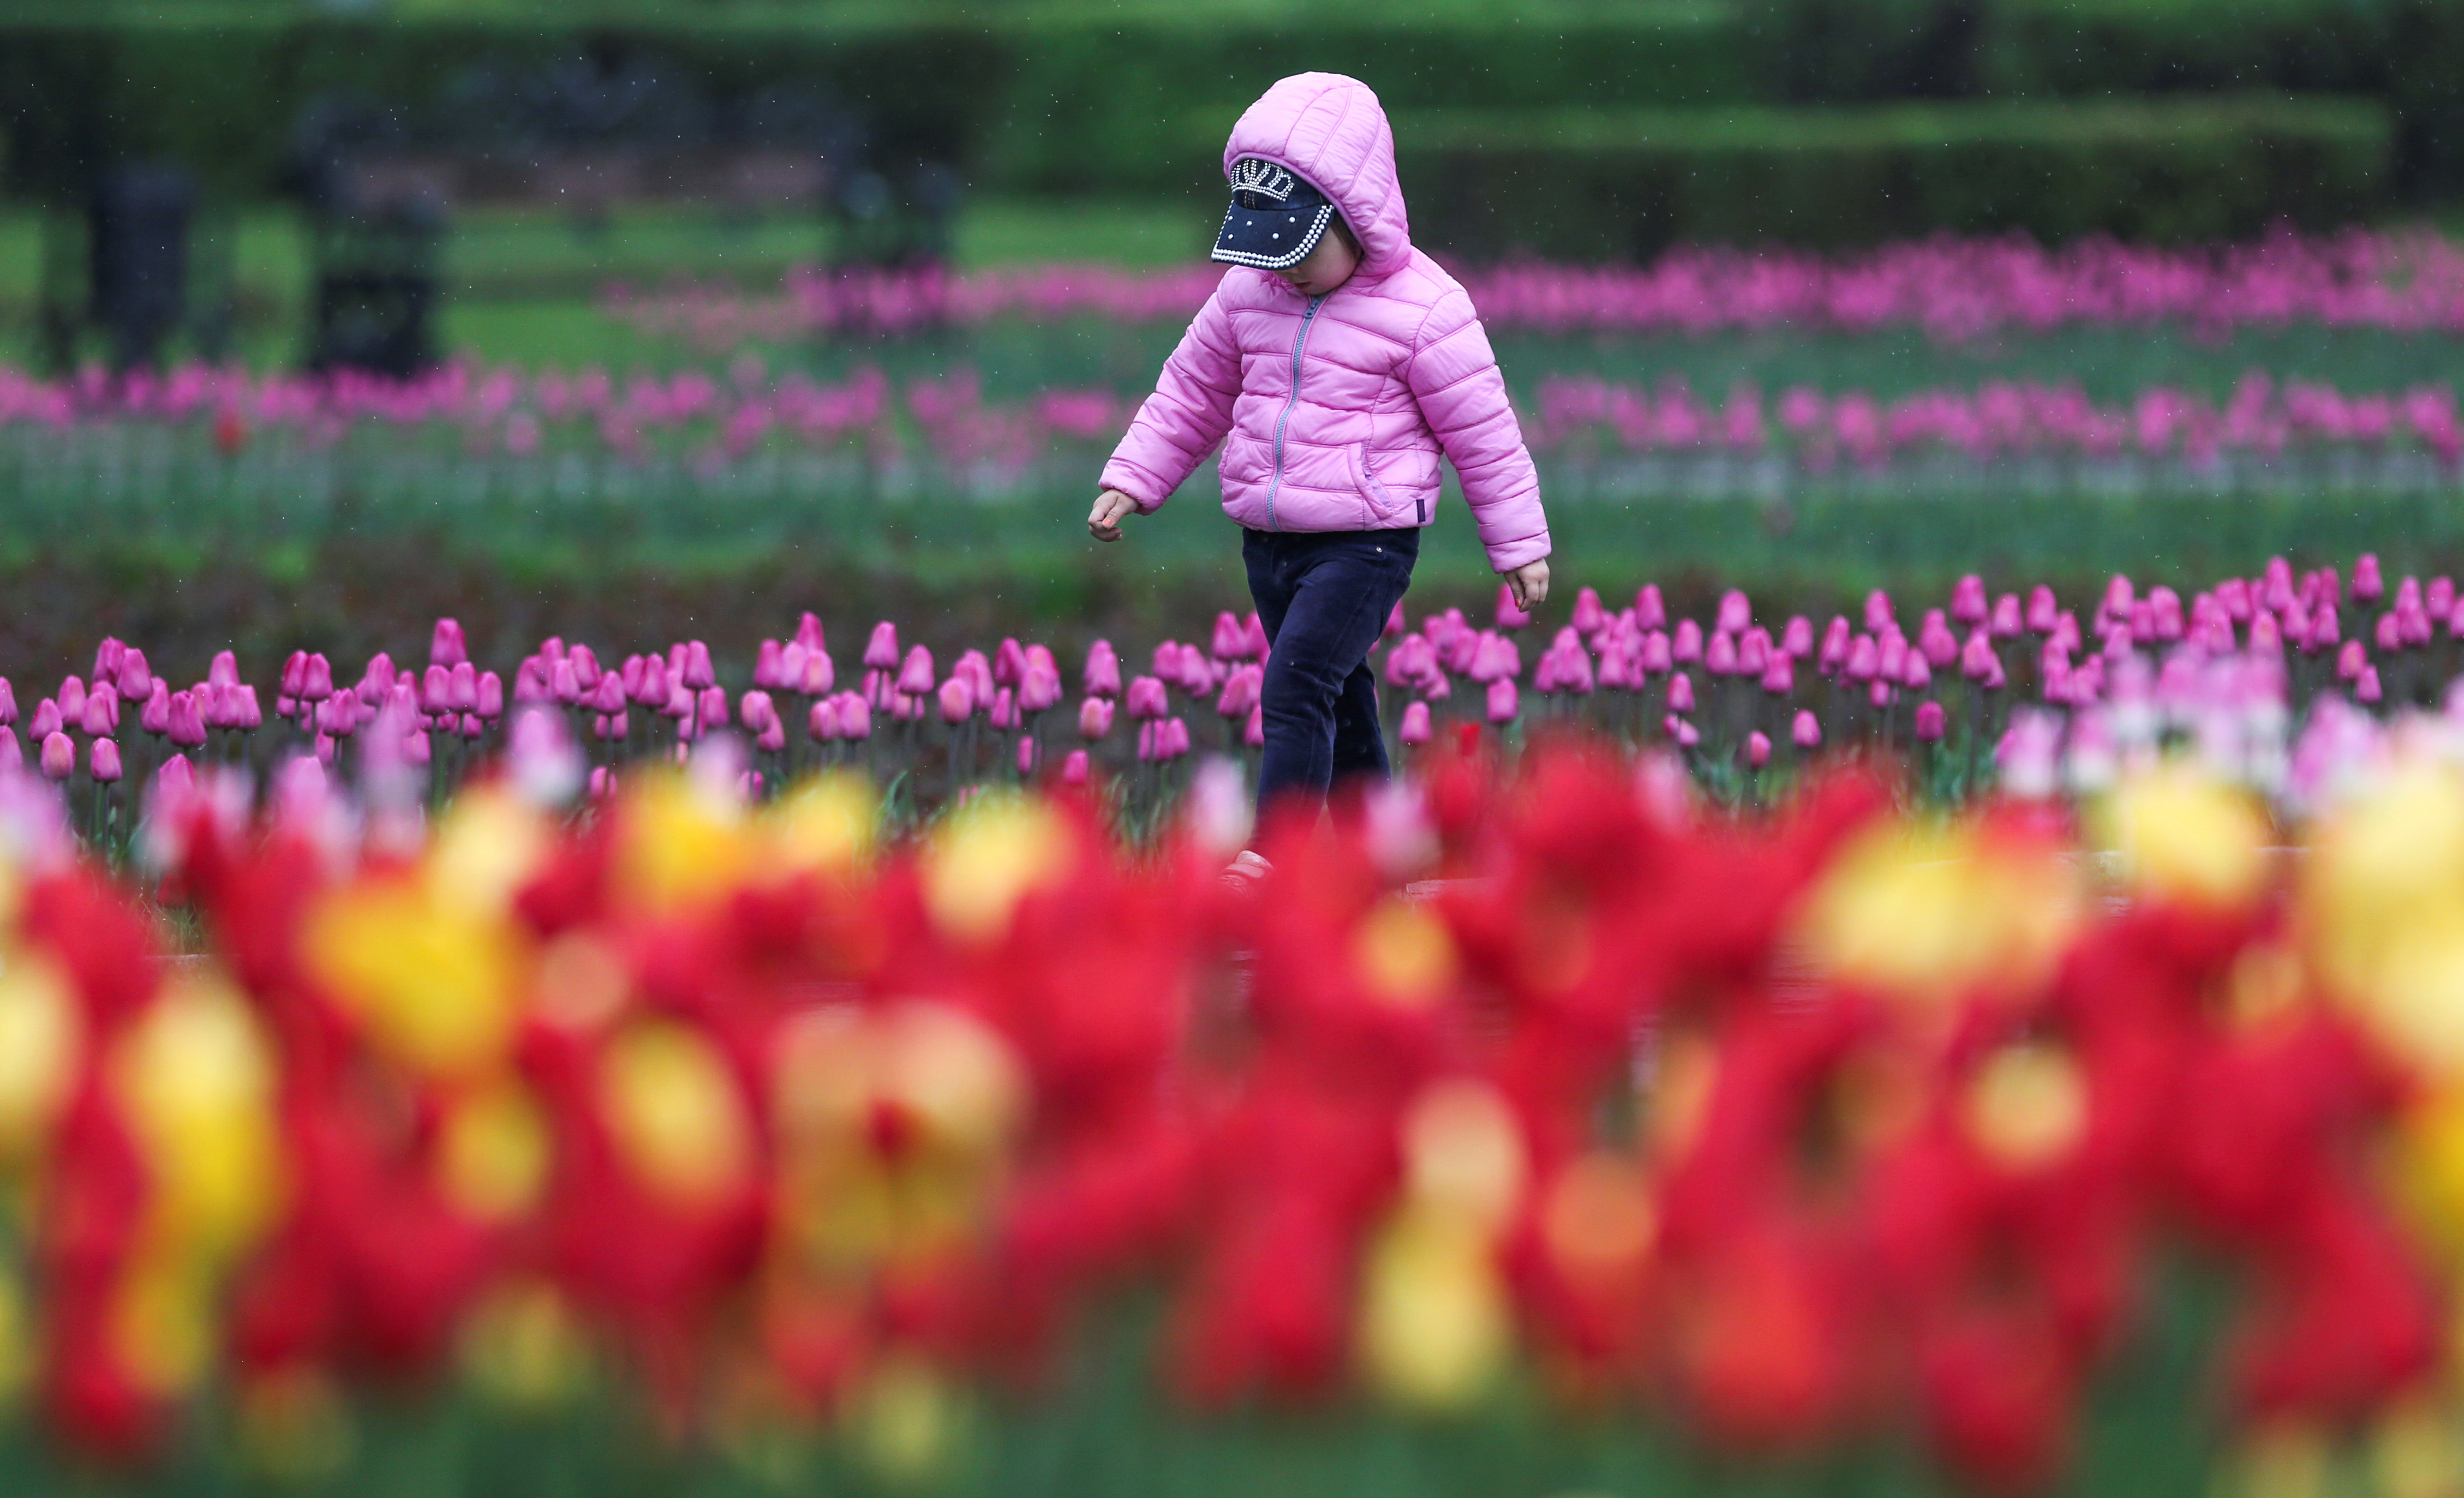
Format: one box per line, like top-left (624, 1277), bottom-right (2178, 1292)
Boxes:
top-left (1220, 849), bottom-right (1273, 890)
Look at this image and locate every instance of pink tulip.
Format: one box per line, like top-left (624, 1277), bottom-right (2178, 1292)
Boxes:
top-left (2336, 639), bottom-right (2367, 680)
top-left (995, 637), bottom-right (1028, 686)
top-left (1216, 663), bottom-right (1263, 718)
top-left (169, 691), bottom-right (207, 748)
top-left (990, 687), bottom-right (1019, 731)
top-left (89, 738), bottom-right (121, 783)
top-left (57, 676), bottom-right (84, 725)
top-left (1915, 702), bottom-right (1946, 742)
top-left (477, 671), bottom-right (505, 717)
top-left (1705, 632), bottom-right (1738, 676)
top-left (799, 646), bottom-right (836, 697)
top-left (1638, 630), bottom-right (1672, 674)
top-left (1792, 709), bottom-right (1821, 749)
top-left (114, 648), bottom-right (152, 704)
top-left (1061, 749), bottom-right (1090, 786)
top-left (1761, 653), bottom-right (1795, 696)
top-left (1818, 617), bottom-right (1851, 673)
top-left (1084, 640), bottom-right (1122, 698)
top-left (1126, 675), bottom-right (1169, 721)
top-left (697, 685), bottom-right (730, 728)
top-left (938, 676), bottom-right (977, 724)
top-left (895, 645), bottom-right (936, 699)
top-left (28, 699), bottom-right (60, 741)
top-left (1572, 588), bottom-right (1606, 635)
top-left (840, 693), bottom-right (875, 740)
top-left (1715, 589), bottom-right (1751, 636)
top-left (1017, 735), bottom-right (1039, 777)
top-left (1243, 704), bottom-right (1265, 748)
top-left (0, 680), bottom-right (15, 727)
top-left (140, 681), bottom-right (170, 735)
top-left (1863, 590), bottom-right (1895, 634)
top-left (754, 638), bottom-right (786, 690)
top-left (1079, 697), bottom-right (1115, 740)
top-left (302, 653), bottom-right (334, 703)
top-left (1486, 678), bottom-right (1519, 724)
top-left (1495, 582), bottom-right (1529, 629)
top-left (39, 731), bottom-right (73, 781)
top-left (1950, 574), bottom-right (1988, 626)
top-left (1666, 672), bottom-right (1695, 714)
top-left (809, 698), bottom-right (840, 742)
top-left (1901, 652), bottom-right (1930, 692)
top-left (1019, 658), bottom-right (1063, 714)
top-left (2353, 553), bottom-right (2385, 602)
top-left (1918, 610), bottom-right (1959, 668)
top-left (683, 641), bottom-right (716, 691)
top-left (1634, 584), bottom-right (1667, 631)
top-left (209, 649), bottom-right (240, 691)
top-left (1399, 700), bottom-right (1433, 746)
top-left (1665, 715), bottom-right (1699, 747)
top-left (153, 751), bottom-right (192, 799)
top-left (2358, 664), bottom-right (2384, 704)
top-left (1385, 601), bottom-right (1407, 638)
top-left (795, 612), bottom-right (826, 655)
top-left (1780, 616), bottom-right (1814, 658)
top-left (1959, 631), bottom-right (1999, 681)
top-left (740, 690), bottom-right (778, 734)
top-left (864, 621), bottom-right (901, 670)
top-left (1672, 619), bottom-right (1703, 663)
top-left (0, 728), bottom-right (17, 774)
top-left (1746, 731), bottom-right (1771, 769)
top-left (431, 618), bottom-right (468, 669)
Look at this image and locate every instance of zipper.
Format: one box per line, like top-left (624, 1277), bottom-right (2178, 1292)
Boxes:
top-left (1262, 292), bottom-right (1326, 532)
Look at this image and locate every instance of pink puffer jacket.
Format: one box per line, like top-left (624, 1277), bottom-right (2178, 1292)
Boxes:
top-left (1100, 73), bottom-right (1551, 573)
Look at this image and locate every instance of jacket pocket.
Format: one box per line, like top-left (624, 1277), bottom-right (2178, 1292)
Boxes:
top-left (1350, 443), bottom-right (1405, 526)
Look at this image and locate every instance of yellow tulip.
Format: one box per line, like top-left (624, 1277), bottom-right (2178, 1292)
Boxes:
top-left (599, 1021), bottom-right (753, 1209)
top-left (919, 794), bottom-right (1072, 944)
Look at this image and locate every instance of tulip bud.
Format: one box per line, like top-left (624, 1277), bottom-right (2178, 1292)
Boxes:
top-left (1080, 696), bottom-right (1116, 740)
top-left (795, 612), bottom-right (826, 655)
top-left (56, 676), bottom-right (84, 726)
top-left (1989, 594), bottom-right (2023, 638)
top-left (809, 698), bottom-right (840, 742)
top-left (1863, 589), bottom-right (1895, 634)
top-left (39, 731), bottom-right (73, 781)
top-left (1018, 734), bottom-right (1039, 776)
top-left (896, 645), bottom-right (936, 698)
top-left (0, 680), bottom-right (15, 727)
top-left (1495, 582), bottom-right (1529, 630)
top-left (1633, 584), bottom-right (1666, 630)
top-left (1400, 700), bottom-right (1433, 746)
top-left (1761, 652), bottom-right (1795, 696)
top-left (301, 652), bottom-right (334, 703)
top-left (682, 640), bottom-right (716, 691)
top-left (1061, 749), bottom-right (1090, 786)
top-left (1244, 704), bottom-right (1265, 748)
top-left (1672, 619), bottom-right (1702, 663)
top-left (1665, 715), bottom-right (1699, 747)
top-left (27, 700), bottom-right (59, 742)
top-left (938, 676), bottom-right (976, 724)
top-left (1780, 615), bottom-right (1814, 658)
top-left (990, 686), bottom-right (1019, 731)
top-left (87, 736), bottom-right (122, 783)
top-left (1083, 640), bottom-right (1122, 698)
top-left (1746, 730), bottom-right (1771, 769)
top-left (1959, 631), bottom-right (2000, 681)
top-left (739, 690), bottom-right (777, 735)
top-left (753, 638), bottom-right (785, 690)
top-left (846, 624), bottom-right (896, 679)
top-left (799, 646), bottom-right (835, 697)
top-left (2353, 552), bottom-right (2384, 602)
top-left (1127, 675), bottom-right (1168, 721)
top-left (81, 685), bottom-right (117, 738)
top-left (430, 618), bottom-right (468, 669)
top-left (839, 693), bottom-right (872, 740)
top-left (1792, 709), bottom-right (1821, 749)
top-left (2358, 665), bottom-right (2384, 704)
top-left (1486, 678), bottom-right (1519, 724)
top-left (1915, 702), bottom-right (1946, 741)
top-left (551, 658), bottom-right (582, 705)
top-left (697, 685), bottom-right (729, 728)
top-left (1901, 652), bottom-right (1930, 692)
top-left (449, 661), bottom-right (480, 712)
top-left (1705, 632), bottom-right (1738, 676)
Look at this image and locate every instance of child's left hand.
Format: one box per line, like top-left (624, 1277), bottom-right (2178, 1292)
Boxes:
top-left (1506, 559), bottom-right (1551, 612)
top-left (1088, 489), bottom-right (1138, 542)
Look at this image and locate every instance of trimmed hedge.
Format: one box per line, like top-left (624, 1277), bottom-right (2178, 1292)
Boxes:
top-left (0, 0), bottom-right (2445, 247)
top-left (1394, 95), bottom-right (2395, 254)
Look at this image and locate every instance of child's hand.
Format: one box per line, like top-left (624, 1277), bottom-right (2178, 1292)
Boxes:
top-left (1506, 558), bottom-right (1551, 612)
top-left (1088, 489), bottom-right (1138, 542)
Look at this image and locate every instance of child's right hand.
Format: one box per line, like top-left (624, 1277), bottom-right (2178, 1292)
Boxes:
top-left (1088, 489), bottom-right (1138, 542)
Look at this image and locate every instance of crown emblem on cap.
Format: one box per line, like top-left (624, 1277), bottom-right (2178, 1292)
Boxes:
top-left (1231, 158), bottom-right (1298, 207)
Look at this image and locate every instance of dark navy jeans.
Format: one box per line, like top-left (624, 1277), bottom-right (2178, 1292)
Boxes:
top-left (1243, 525), bottom-right (1419, 814)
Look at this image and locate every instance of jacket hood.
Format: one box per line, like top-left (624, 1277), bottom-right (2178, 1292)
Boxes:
top-left (1222, 74), bottom-right (1411, 278)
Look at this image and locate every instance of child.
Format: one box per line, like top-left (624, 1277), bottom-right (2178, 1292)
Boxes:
top-left (1089, 71), bottom-right (1551, 832)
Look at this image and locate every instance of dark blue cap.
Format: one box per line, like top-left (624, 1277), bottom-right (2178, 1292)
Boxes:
top-left (1211, 158), bottom-right (1337, 271)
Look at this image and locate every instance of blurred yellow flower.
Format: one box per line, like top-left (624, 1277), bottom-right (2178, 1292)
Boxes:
top-left (2095, 766), bottom-right (2272, 913)
top-left (1965, 1040), bottom-right (2089, 1171)
top-left (0, 948), bottom-right (80, 1159)
top-left (920, 794), bottom-right (1073, 944)
top-left (112, 971), bottom-right (284, 1264)
top-left (460, 1279), bottom-right (593, 1412)
top-left (599, 1021), bottom-right (753, 1209)
top-left (303, 880), bottom-right (527, 1078)
top-left (765, 772), bottom-right (877, 877)
top-left (1354, 898), bottom-right (1459, 1008)
top-left (613, 771), bottom-right (753, 915)
top-left (436, 1079), bottom-right (551, 1223)
top-left (1794, 819), bottom-right (2077, 1012)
